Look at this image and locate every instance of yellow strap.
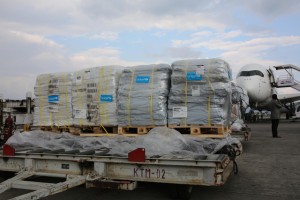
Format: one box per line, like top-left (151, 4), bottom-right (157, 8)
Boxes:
top-left (98, 67), bottom-right (103, 125)
top-left (37, 75), bottom-right (42, 127)
top-left (105, 68), bottom-right (111, 125)
top-left (63, 73), bottom-right (70, 127)
top-left (149, 65), bottom-right (154, 126)
top-left (98, 67), bottom-right (110, 135)
top-left (184, 61), bottom-right (189, 126)
top-left (100, 124), bottom-right (109, 135)
top-left (127, 69), bottom-right (135, 126)
top-left (207, 96), bottom-right (211, 125)
top-left (206, 60), bottom-right (215, 126)
top-left (76, 71), bottom-right (84, 126)
top-left (47, 75), bottom-right (52, 126)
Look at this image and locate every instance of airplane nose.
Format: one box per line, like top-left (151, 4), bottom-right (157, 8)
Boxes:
top-left (239, 78), bottom-right (260, 102)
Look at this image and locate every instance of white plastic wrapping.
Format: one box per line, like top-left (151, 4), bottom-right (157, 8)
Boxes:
top-left (7, 127), bottom-right (241, 159)
top-left (231, 119), bottom-right (246, 132)
top-left (117, 64), bottom-right (171, 126)
top-left (168, 59), bottom-right (232, 126)
top-left (72, 66), bottom-right (124, 126)
top-left (33, 72), bottom-right (73, 126)
top-left (230, 82), bottom-right (248, 131)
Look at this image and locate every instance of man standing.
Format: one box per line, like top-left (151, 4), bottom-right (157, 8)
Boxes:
top-left (4, 113), bottom-right (14, 143)
top-left (269, 94), bottom-right (282, 138)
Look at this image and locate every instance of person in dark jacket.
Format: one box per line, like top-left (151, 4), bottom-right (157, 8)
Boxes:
top-left (4, 113), bottom-right (14, 143)
top-left (269, 94), bottom-right (282, 138)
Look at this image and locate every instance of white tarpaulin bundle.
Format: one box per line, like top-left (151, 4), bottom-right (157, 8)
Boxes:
top-left (6, 127), bottom-right (242, 159)
top-left (168, 59), bottom-right (232, 126)
top-left (117, 64), bottom-right (171, 126)
top-left (72, 66), bottom-right (124, 126)
top-left (230, 82), bottom-right (249, 131)
top-left (33, 72), bottom-right (73, 126)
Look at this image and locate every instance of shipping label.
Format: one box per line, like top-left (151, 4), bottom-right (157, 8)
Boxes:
top-left (173, 106), bottom-right (187, 118)
top-left (191, 85), bottom-right (200, 96)
top-left (196, 65), bottom-right (205, 75)
top-left (74, 109), bottom-right (87, 119)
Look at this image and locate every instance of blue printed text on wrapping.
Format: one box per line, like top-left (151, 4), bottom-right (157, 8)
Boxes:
top-left (186, 72), bottom-right (202, 81)
top-left (136, 76), bottom-right (150, 83)
top-left (48, 95), bottom-right (59, 103)
top-left (100, 94), bottom-right (113, 102)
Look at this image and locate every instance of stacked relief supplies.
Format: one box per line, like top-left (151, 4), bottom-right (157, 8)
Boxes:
top-left (72, 66), bottom-right (124, 126)
top-left (168, 59), bottom-right (232, 126)
top-left (33, 72), bottom-right (73, 126)
top-left (117, 64), bottom-right (171, 126)
top-left (231, 82), bottom-right (249, 131)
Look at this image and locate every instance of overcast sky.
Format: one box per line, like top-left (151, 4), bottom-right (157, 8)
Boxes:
top-left (1, 0), bottom-right (300, 99)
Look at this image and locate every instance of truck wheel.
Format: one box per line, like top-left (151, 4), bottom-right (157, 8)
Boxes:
top-left (175, 185), bottom-right (193, 200)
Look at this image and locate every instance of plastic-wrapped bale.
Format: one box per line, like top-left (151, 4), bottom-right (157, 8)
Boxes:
top-left (230, 82), bottom-right (249, 131)
top-left (168, 59), bottom-right (232, 126)
top-left (231, 82), bottom-right (242, 122)
top-left (33, 72), bottom-right (73, 127)
top-left (117, 64), bottom-right (171, 126)
top-left (33, 74), bottom-right (52, 126)
top-left (72, 66), bottom-right (124, 126)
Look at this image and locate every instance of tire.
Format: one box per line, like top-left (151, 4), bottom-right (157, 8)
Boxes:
top-left (175, 185), bottom-right (193, 200)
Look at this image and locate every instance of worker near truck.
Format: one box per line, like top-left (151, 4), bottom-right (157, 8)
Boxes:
top-left (3, 113), bottom-right (14, 143)
top-left (269, 94), bottom-right (282, 138)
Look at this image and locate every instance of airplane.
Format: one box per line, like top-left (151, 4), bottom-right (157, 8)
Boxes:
top-left (236, 63), bottom-right (300, 118)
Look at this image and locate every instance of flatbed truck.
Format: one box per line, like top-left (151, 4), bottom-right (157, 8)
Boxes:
top-left (0, 141), bottom-right (240, 200)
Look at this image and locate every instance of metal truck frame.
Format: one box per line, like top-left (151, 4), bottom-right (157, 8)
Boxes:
top-left (0, 144), bottom-right (236, 200)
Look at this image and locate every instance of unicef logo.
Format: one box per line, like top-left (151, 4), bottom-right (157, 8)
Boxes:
top-left (100, 95), bottom-right (113, 102)
top-left (48, 95), bottom-right (59, 103)
top-left (136, 76), bottom-right (150, 83)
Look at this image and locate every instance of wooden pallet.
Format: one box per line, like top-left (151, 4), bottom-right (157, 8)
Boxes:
top-left (231, 127), bottom-right (251, 141)
top-left (118, 125), bottom-right (167, 135)
top-left (38, 126), bottom-right (70, 133)
top-left (68, 125), bottom-right (118, 136)
top-left (168, 124), bottom-right (231, 138)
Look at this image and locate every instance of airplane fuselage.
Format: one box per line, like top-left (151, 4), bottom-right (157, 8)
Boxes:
top-left (236, 64), bottom-right (273, 108)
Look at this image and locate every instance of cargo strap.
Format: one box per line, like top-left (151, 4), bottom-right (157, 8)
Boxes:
top-left (149, 65), bottom-right (155, 126)
top-left (127, 69), bottom-right (135, 126)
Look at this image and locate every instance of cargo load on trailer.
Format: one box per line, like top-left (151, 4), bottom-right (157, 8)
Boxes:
top-left (5, 127), bottom-right (241, 159)
top-left (33, 72), bottom-right (73, 127)
top-left (72, 66), bottom-right (124, 126)
top-left (230, 82), bottom-right (251, 141)
top-left (168, 59), bottom-right (232, 126)
top-left (0, 58), bottom-right (244, 200)
top-left (117, 64), bottom-right (171, 126)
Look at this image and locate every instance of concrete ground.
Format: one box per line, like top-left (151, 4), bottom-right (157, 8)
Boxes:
top-left (1, 120), bottom-right (299, 200)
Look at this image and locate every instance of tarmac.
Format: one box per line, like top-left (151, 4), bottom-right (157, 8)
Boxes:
top-left (1, 119), bottom-right (299, 200)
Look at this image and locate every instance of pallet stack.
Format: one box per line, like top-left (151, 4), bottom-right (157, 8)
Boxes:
top-left (33, 72), bottom-right (73, 127)
top-left (32, 59), bottom-right (233, 138)
top-left (167, 59), bottom-right (232, 138)
top-left (117, 64), bottom-right (171, 134)
top-left (71, 66), bottom-right (124, 135)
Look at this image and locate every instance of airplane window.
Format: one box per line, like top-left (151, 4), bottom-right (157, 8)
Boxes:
top-left (237, 70), bottom-right (264, 77)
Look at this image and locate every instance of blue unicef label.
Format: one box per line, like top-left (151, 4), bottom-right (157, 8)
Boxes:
top-left (186, 72), bottom-right (202, 81)
top-left (136, 76), bottom-right (150, 83)
top-left (100, 94), bottom-right (113, 102)
top-left (48, 95), bottom-right (59, 103)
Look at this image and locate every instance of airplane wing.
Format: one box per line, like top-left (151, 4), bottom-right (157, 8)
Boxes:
top-left (277, 84), bottom-right (300, 103)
